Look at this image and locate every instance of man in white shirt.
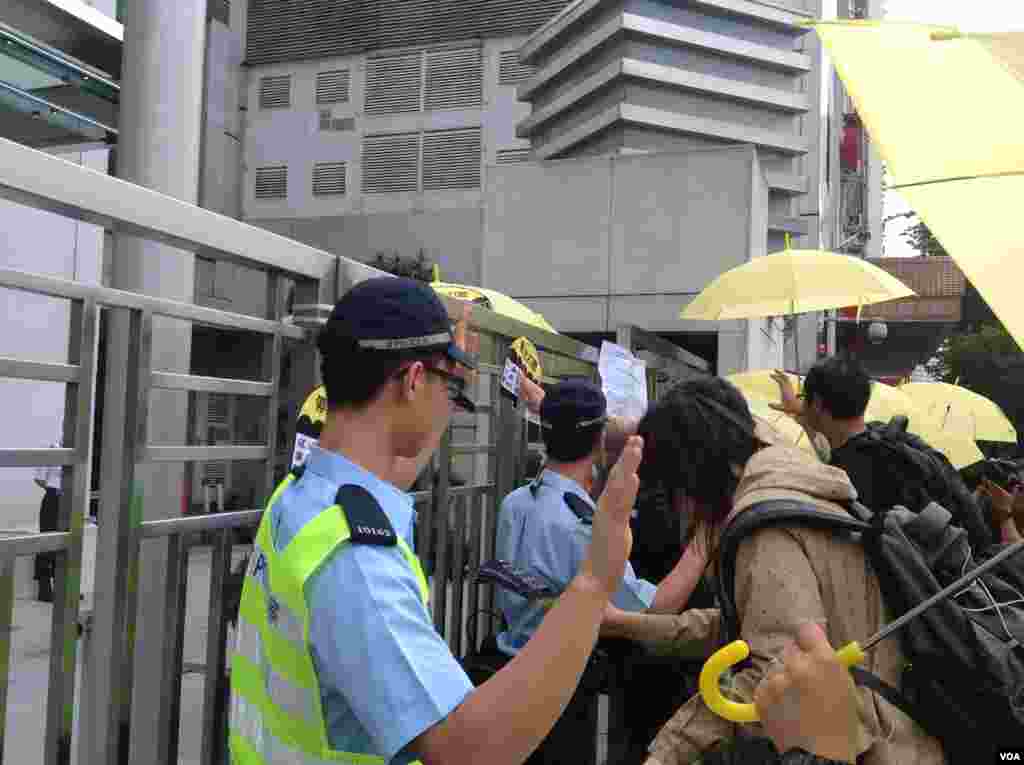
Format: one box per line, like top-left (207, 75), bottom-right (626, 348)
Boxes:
top-left (33, 443), bottom-right (62, 603)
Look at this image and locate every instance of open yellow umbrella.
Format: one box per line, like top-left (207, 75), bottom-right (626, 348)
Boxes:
top-left (681, 248), bottom-right (915, 321)
top-left (431, 281), bottom-right (557, 334)
top-left (810, 22), bottom-right (1024, 348)
top-left (900, 382), bottom-right (1017, 443)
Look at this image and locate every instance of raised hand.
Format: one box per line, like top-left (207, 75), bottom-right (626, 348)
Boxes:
top-left (583, 436), bottom-right (643, 598)
top-left (770, 370), bottom-right (804, 418)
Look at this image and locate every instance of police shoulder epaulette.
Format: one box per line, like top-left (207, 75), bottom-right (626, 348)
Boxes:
top-left (563, 492), bottom-right (594, 525)
top-left (335, 484), bottom-right (398, 546)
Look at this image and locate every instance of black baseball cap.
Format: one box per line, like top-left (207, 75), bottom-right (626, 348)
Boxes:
top-left (540, 379), bottom-right (607, 433)
top-left (323, 277), bottom-right (478, 410)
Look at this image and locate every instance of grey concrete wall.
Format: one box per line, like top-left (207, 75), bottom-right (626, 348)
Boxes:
top-left (482, 145), bottom-right (784, 374)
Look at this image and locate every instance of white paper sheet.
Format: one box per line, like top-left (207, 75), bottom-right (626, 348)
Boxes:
top-left (598, 341), bottom-right (648, 421)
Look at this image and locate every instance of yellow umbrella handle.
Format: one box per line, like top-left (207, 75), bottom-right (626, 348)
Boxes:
top-left (699, 640), bottom-right (866, 723)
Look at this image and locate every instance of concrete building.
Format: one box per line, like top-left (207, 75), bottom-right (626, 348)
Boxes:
top-left (1, 0), bottom-right (887, 525)
top-left (240, 0), bottom-right (884, 374)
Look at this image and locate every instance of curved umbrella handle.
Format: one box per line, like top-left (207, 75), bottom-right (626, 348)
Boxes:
top-left (699, 640), bottom-right (866, 723)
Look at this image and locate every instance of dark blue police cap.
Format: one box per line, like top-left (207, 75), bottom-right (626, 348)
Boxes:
top-left (323, 277), bottom-right (477, 411)
top-left (540, 379), bottom-right (607, 433)
top-left (326, 277), bottom-right (477, 371)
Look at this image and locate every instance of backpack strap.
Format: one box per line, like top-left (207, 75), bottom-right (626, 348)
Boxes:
top-left (715, 500), bottom-right (932, 735)
top-left (563, 492), bottom-right (594, 525)
top-left (716, 500), bottom-right (871, 644)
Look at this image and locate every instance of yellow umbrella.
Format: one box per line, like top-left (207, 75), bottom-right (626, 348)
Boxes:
top-left (900, 382), bottom-right (1017, 443)
top-left (431, 281), bottom-right (557, 334)
top-left (810, 22), bottom-right (1024, 348)
top-left (681, 248), bottom-right (915, 321)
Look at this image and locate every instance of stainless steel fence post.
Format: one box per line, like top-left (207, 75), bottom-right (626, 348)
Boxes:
top-left (44, 296), bottom-right (98, 765)
top-left (87, 307), bottom-right (147, 765)
top-left (200, 528), bottom-right (232, 765)
top-left (0, 557), bottom-right (15, 763)
top-left (155, 534), bottom-right (189, 765)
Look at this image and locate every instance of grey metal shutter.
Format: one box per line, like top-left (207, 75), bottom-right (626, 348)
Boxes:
top-left (258, 75), bottom-right (292, 109)
top-left (422, 127), bottom-right (482, 191)
top-left (424, 47), bottom-right (483, 111)
top-left (362, 133), bottom-right (420, 193)
top-left (496, 148), bottom-right (531, 164)
top-left (313, 161), bottom-right (347, 196)
top-left (316, 69), bottom-right (351, 104)
top-left (498, 50), bottom-right (534, 86)
top-left (254, 165), bottom-right (288, 199)
top-left (365, 53), bottom-right (423, 116)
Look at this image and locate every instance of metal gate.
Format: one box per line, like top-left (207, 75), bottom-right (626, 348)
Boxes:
top-left (0, 136), bottom-right (707, 765)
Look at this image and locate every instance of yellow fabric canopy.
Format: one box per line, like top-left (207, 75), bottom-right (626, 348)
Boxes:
top-left (431, 281), bottom-right (557, 334)
top-left (680, 249), bottom-right (914, 320)
top-left (812, 22), bottom-right (1024, 348)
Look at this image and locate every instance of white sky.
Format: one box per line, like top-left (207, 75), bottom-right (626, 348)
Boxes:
top-left (880, 0), bottom-right (1024, 257)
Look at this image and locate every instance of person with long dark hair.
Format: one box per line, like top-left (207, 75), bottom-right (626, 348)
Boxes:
top-left (602, 377), bottom-right (944, 765)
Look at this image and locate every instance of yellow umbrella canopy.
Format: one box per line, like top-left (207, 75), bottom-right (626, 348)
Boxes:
top-left (680, 249), bottom-right (915, 321)
top-left (811, 22), bottom-right (1024, 348)
top-left (728, 371), bottom-right (984, 468)
top-left (727, 371), bottom-right (926, 429)
top-left (431, 281), bottom-right (557, 334)
top-left (900, 382), bottom-right (1017, 443)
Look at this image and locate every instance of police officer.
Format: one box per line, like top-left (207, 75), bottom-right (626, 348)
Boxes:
top-left (492, 381), bottom-right (698, 764)
top-left (229, 277), bottom-right (644, 765)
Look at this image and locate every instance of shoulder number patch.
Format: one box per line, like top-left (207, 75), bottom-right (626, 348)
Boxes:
top-left (336, 484), bottom-right (398, 546)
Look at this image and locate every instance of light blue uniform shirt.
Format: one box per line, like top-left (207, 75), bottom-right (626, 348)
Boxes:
top-left (267, 447), bottom-right (473, 763)
top-left (495, 468), bottom-right (657, 656)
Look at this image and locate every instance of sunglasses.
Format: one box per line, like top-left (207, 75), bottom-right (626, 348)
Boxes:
top-left (394, 363), bottom-right (470, 407)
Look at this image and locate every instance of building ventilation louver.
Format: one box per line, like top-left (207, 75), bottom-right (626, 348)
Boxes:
top-left (365, 53), bottom-right (423, 116)
top-left (313, 161), bottom-right (348, 196)
top-left (422, 128), bottom-right (482, 191)
top-left (498, 50), bottom-right (534, 85)
top-left (247, 0), bottom-right (571, 65)
top-left (316, 69), bottom-right (351, 104)
top-left (258, 75), bottom-right (292, 109)
top-left (424, 47), bottom-right (483, 111)
top-left (254, 165), bottom-right (288, 199)
top-left (362, 133), bottom-right (420, 193)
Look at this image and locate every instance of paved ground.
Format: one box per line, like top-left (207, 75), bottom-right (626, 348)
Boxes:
top-left (5, 528), bottom-right (611, 764)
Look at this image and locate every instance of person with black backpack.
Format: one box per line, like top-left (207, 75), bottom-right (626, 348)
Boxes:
top-left (625, 378), bottom-right (944, 765)
top-left (769, 358), bottom-right (999, 552)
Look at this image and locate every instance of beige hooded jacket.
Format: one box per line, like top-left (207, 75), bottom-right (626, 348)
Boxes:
top-left (643, 439), bottom-right (945, 765)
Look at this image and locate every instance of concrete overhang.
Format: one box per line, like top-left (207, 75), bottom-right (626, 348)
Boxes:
top-left (0, 21), bottom-right (119, 147)
top-left (532, 102), bottom-right (808, 159)
top-left (519, 13), bottom-right (810, 100)
top-left (521, 0), bottom-right (809, 64)
top-left (517, 57), bottom-right (808, 137)
top-left (1, 0), bottom-right (122, 78)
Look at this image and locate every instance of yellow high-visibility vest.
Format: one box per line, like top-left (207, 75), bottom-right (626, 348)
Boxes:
top-left (228, 473), bottom-right (429, 764)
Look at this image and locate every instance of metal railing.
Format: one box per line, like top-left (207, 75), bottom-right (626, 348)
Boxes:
top-left (0, 134), bottom-right (709, 765)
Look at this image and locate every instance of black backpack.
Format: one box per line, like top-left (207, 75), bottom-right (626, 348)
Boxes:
top-left (841, 417), bottom-right (995, 551)
top-left (716, 499), bottom-right (1024, 763)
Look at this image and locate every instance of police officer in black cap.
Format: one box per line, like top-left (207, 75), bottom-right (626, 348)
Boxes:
top-left (494, 379), bottom-right (697, 764)
top-left (228, 277), bottom-right (646, 765)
